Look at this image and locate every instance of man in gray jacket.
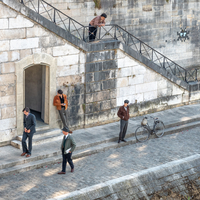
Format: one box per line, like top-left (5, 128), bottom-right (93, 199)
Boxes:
top-left (58, 127), bottom-right (76, 174)
top-left (21, 107), bottom-right (36, 157)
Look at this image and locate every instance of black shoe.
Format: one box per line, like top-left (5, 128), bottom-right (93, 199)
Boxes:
top-left (118, 140), bottom-right (121, 143)
top-left (122, 139), bottom-right (127, 142)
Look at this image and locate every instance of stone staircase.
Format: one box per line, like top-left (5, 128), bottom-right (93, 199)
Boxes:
top-left (11, 127), bottom-right (62, 149)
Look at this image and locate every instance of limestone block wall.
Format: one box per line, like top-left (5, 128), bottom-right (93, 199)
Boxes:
top-left (85, 50), bottom-right (118, 126)
top-left (45, 0), bottom-right (200, 69)
top-left (116, 48), bottom-right (189, 115)
top-left (0, 2), bottom-right (85, 143)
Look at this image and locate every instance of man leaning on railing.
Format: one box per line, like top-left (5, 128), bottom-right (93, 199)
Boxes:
top-left (89, 13), bottom-right (107, 42)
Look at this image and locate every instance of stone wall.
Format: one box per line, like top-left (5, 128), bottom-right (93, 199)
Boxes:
top-left (0, 1), bottom-right (85, 142)
top-left (85, 50), bottom-right (118, 126)
top-left (46, 0), bottom-right (200, 69)
top-left (49, 154), bottom-right (200, 200)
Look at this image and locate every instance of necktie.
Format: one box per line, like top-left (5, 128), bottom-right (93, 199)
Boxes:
top-left (63, 137), bottom-right (67, 149)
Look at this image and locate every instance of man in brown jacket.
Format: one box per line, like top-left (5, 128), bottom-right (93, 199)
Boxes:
top-left (53, 89), bottom-right (72, 133)
top-left (117, 100), bottom-right (130, 143)
top-left (89, 13), bottom-right (107, 42)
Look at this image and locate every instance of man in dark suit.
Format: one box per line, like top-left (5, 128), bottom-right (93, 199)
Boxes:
top-left (117, 100), bottom-right (130, 143)
top-left (21, 107), bottom-right (36, 157)
top-left (58, 127), bottom-right (76, 174)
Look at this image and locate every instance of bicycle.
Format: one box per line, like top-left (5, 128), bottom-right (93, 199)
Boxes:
top-left (135, 116), bottom-right (165, 142)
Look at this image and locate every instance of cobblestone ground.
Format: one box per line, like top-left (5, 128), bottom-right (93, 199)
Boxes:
top-left (1, 127), bottom-right (200, 200)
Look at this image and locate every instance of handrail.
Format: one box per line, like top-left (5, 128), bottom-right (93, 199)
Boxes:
top-left (19, 0), bottom-right (198, 83)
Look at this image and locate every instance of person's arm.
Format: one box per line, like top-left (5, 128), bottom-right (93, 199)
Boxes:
top-left (69, 137), bottom-right (76, 153)
top-left (64, 95), bottom-right (68, 109)
top-left (117, 107), bottom-right (124, 119)
top-left (53, 96), bottom-right (61, 106)
top-left (28, 115), bottom-right (36, 133)
top-left (23, 115), bottom-right (26, 128)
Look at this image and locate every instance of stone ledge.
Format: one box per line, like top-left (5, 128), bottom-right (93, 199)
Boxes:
top-left (48, 154), bottom-right (200, 200)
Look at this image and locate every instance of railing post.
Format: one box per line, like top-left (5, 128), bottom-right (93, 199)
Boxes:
top-left (114, 25), bottom-right (117, 40)
top-left (69, 18), bottom-right (70, 32)
top-left (196, 69), bottom-right (198, 81)
top-left (21, 0), bottom-right (24, 4)
top-left (38, 0), bottom-right (40, 13)
top-left (152, 49), bottom-right (153, 61)
top-left (139, 42), bottom-right (141, 54)
top-left (185, 70), bottom-right (187, 82)
top-left (163, 57), bottom-right (165, 69)
top-left (83, 27), bottom-right (85, 42)
top-left (53, 9), bottom-right (56, 23)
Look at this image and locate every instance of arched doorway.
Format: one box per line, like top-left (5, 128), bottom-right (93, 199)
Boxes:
top-left (15, 53), bottom-right (57, 135)
top-left (25, 65), bottom-right (49, 125)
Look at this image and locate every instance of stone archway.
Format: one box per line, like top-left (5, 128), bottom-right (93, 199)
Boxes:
top-left (15, 53), bottom-right (57, 135)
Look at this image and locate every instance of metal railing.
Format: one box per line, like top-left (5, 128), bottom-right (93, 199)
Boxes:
top-left (20, 0), bottom-right (198, 83)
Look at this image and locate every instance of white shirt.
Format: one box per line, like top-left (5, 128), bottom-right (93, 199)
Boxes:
top-left (65, 135), bottom-right (68, 140)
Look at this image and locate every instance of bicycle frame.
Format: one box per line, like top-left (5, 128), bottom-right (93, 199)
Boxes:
top-left (143, 117), bottom-right (159, 135)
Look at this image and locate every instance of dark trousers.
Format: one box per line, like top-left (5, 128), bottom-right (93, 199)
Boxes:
top-left (62, 148), bottom-right (74, 172)
top-left (119, 119), bottom-right (128, 140)
top-left (89, 24), bottom-right (97, 42)
top-left (22, 131), bottom-right (34, 155)
top-left (58, 107), bottom-right (69, 129)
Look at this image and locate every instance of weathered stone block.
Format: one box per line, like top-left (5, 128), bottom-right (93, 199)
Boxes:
top-left (102, 60), bottom-right (117, 70)
top-left (86, 73), bottom-right (94, 82)
top-left (9, 15), bottom-right (34, 29)
top-left (0, 29), bottom-right (26, 40)
top-left (8, 51), bottom-right (20, 62)
top-left (100, 100), bottom-right (111, 110)
top-left (0, 19), bottom-right (8, 30)
top-left (102, 79), bottom-right (116, 90)
top-left (57, 55), bottom-right (79, 66)
top-left (20, 49), bottom-right (32, 59)
top-left (0, 74), bottom-right (15, 86)
top-left (136, 82), bottom-right (157, 93)
top-left (53, 43), bottom-right (80, 56)
top-left (85, 62), bottom-right (103, 73)
top-left (26, 25), bottom-right (49, 38)
top-left (0, 41), bottom-right (9, 52)
top-left (117, 77), bottom-right (129, 87)
top-left (1, 106), bottom-right (16, 119)
top-left (10, 38), bottom-right (39, 50)
top-left (1, 62), bottom-right (15, 74)
top-left (0, 52), bottom-right (8, 63)
top-left (86, 82), bottom-right (101, 93)
top-left (0, 118), bottom-right (16, 131)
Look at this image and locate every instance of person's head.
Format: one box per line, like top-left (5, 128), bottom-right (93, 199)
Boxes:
top-left (62, 127), bottom-right (69, 135)
top-left (23, 107), bottom-right (30, 116)
top-left (57, 89), bottom-right (63, 97)
top-left (100, 13), bottom-right (107, 21)
top-left (124, 100), bottom-right (129, 107)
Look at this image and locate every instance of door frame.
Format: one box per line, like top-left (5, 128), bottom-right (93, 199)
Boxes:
top-left (15, 53), bottom-right (57, 135)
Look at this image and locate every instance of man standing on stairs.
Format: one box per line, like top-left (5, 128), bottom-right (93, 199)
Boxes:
top-left (58, 127), bottom-right (76, 174)
top-left (53, 89), bottom-right (72, 133)
top-left (89, 13), bottom-right (107, 42)
top-left (21, 107), bottom-right (36, 157)
top-left (117, 100), bottom-right (130, 143)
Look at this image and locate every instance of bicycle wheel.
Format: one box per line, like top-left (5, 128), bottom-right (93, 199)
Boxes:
top-left (154, 120), bottom-right (165, 138)
top-left (135, 126), bottom-right (150, 142)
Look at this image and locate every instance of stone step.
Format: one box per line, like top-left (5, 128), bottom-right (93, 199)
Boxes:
top-left (11, 129), bottom-right (62, 149)
top-left (1, 120), bottom-right (200, 178)
top-left (11, 116), bottom-right (200, 150)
